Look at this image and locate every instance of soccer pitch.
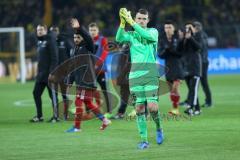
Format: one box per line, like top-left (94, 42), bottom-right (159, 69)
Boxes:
top-left (0, 75), bottom-right (240, 160)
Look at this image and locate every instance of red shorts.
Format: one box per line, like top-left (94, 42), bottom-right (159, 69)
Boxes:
top-left (76, 88), bottom-right (95, 101)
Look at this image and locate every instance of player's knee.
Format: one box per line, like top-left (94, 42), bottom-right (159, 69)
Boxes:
top-left (33, 89), bottom-right (39, 98)
top-left (135, 103), bottom-right (145, 114)
top-left (147, 101), bottom-right (158, 112)
top-left (171, 85), bottom-right (179, 94)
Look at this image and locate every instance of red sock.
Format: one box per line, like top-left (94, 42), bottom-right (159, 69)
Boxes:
top-left (170, 92), bottom-right (180, 108)
top-left (85, 100), bottom-right (101, 115)
top-left (75, 97), bottom-right (83, 129)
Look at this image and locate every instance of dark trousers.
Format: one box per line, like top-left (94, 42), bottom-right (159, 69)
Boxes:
top-left (33, 81), bottom-right (58, 118)
top-left (57, 81), bottom-right (69, 117)
top-left (200, 62), bottom-right (212, 104)
top-left (185, 77), bottom-right (191, 104)
top-left (57, 80), bottom-right (68, 103)
top-left (117, 83), bottom-right (130, 114)
top-left (97, 73), bottom-right (112, 112)
top-left (185, 76), bottom-right (200, 110)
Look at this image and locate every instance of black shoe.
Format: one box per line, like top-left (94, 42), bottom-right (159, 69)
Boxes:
top-left (201, 103), bottom-right (212, 108)
top-left (47, 117), bottom-right (60, 123)
top-left (30, 116), bottom-right (44, 123)
top-left (184, 108), bottom-right (193, 116)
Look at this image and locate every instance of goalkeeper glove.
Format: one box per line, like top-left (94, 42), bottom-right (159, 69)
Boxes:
top-left (119, 8), bottom-right (127, 28)
top-left (121, 10), bottom-right (135, 26)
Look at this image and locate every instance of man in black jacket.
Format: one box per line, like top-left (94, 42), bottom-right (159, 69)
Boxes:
top-left (193, 21), bottom-right (212, 107)
top-left (159, 20), bottom-right (184, 115)
top-left (66, 19), bottom-right (111, 132)
top-left (30, 24), bottom-right (59, 122)
top-left (178, 22), bottom-right (203, 116)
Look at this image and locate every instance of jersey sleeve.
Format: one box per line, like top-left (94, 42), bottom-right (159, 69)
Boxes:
top-left (133, 24), bottom-right (158, 42)
top-left (95, 37), bottom-right (109, 67)
top-left (116, 27), bottom-right (131, 43)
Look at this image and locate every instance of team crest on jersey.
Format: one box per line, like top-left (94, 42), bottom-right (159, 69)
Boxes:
top-left (39, 41), bottom-right (47, 47)
top-left (43, 41), bottom-right (47, 46)
top-left (38, 41), bottom-right (42, 45)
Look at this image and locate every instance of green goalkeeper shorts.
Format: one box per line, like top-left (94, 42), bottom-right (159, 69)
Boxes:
top-left (129, 77), bottom-right (159, 104)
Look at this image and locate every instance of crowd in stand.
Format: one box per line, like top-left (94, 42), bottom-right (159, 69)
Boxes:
top-left (0, 0), bottom-right (240, 52)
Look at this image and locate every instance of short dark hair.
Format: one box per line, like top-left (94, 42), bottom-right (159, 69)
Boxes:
top-left (37, 24), bottom-right (47, 30)
top-left (50, 26), bottom-right (59, 32)
top-left (137, 8), bottom-right (149, 15)
top-left (193, 21), bottom-right (203, 31)
top-left (164, 20), bottom-right (174, 25)
top-left (185, 21), bottom-right (194, 27)
top-left (88, 22), bottom-right (98, 28)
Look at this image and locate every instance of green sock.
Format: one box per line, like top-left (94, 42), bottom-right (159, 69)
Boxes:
top-left (150, 110), bottom-right (162, 131)
top-left (136, 113), bottom-right (148, 142)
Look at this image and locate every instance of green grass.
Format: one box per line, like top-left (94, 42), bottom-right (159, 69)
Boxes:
top-left (0, 75), bottom-right (240, 160)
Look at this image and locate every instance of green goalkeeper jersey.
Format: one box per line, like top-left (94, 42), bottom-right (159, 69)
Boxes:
top-left (116, 24), bottom-right (159, 79)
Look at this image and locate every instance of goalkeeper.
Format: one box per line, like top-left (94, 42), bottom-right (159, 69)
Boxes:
top-left (116, 8), bottom-right (164, 149)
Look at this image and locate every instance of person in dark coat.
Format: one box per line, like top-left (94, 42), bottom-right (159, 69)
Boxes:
top-left (177, 22), bottom-right (203, 116)
top-left (159, 20), bottom-right (184, 115)
top-left (30, 24), bottom-right (59, 123)
top-left (193, 21), bottom-right (212, 107)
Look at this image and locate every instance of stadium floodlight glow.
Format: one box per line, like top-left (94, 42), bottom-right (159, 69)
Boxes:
top-left (0, 27), bottom-right (26, 83)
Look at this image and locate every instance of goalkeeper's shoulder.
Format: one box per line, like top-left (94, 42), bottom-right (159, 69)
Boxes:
top-left (147, 27), bottom-right (159, 40)
top-left (147, 27), bottom-right (159, 34)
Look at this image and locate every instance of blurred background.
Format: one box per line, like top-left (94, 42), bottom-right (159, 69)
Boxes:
top-left (0, 0), bottom-right (240, 82)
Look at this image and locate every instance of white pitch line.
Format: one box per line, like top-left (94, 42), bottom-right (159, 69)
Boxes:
top-left (13, 99), bottom-right (49, 107)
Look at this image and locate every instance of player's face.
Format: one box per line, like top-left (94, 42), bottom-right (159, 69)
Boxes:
top-left (89, 26), bottom-right (99, 38)
top-left (37, 26), bottom-right (47, 37)
top-left (74, 34), bottom-right (83, 45)
top-left (164, 24), bottom-right (175, 36)
top-left (135, 13), bottom-right (149, 28)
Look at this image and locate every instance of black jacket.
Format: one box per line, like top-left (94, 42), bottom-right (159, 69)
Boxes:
top-left (200, 31), bottom-right (209, 63)
top-left (70, 26), bottom-right (96, 89)
top-left (57, 34), bottom-right (73, 64)
top-left (159, 34), bottom-right (184, 81)
top-left (36, 34), bottom-right (58, 83)
top-left (178, 32), bottom-right (203, 77)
